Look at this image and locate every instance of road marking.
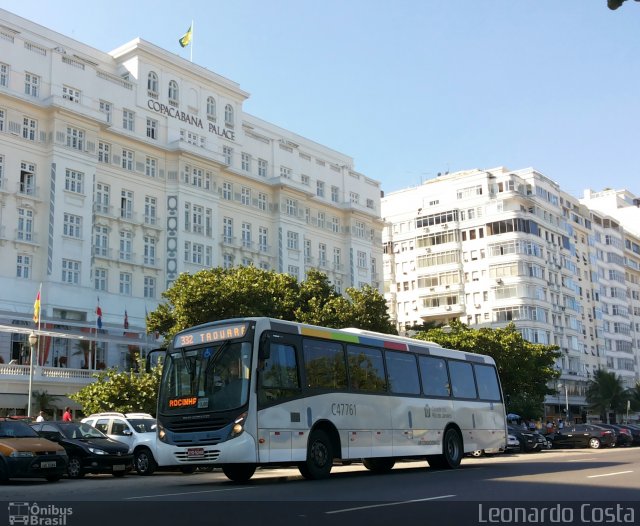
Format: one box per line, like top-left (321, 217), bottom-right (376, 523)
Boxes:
top-left (567, 458), bottom-right (597, 462)
top-left (125, 486), bottom-right (258, 500)
top-left (587, 470), bottom-right (634, 479)
top-left (326, 495), bottom-right (455, 514)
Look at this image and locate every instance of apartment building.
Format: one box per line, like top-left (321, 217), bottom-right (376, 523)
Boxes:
top-left (0, 9), bottom-right (383, 412)
top-left (382, 167), bottom-right (640, 419)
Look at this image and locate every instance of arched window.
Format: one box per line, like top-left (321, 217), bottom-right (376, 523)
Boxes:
top-left (168, 80), bottom-right (179, 107)
top-left (147, 72), bottom-right (158, 98)
top-left (224, 104), bottom-right (234, 127)
top-left (207, 96), bottom-right (216, 121)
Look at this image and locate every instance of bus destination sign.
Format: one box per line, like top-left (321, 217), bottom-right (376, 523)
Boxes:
top-left (174, 322), bottom-right (249, 349)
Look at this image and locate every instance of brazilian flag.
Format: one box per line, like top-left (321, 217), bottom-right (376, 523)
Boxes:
top-left (179, 25), bottom-right (192, 48)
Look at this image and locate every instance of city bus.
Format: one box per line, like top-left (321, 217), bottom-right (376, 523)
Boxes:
top-left (153, 317), bottom-right (507, 482)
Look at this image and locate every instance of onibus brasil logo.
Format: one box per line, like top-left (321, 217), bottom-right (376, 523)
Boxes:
top-left (8, 502), bottom-right (73, 525)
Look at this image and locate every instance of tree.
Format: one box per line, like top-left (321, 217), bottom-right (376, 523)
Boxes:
top-left (31, 390), bottom-right (62, 414)
top-left (69, 357), bottom-right (162, 415)
top-left (585, 369), bottom-right (629, 423)
top-left (147, 267), bottom-right (396, 340)
top-left (413, 320), bottom-right (560, 420)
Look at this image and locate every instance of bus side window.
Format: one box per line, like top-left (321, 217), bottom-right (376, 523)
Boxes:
top-left (418, 356), bottom-right (450, 397)
top-left (258, 342), bottom-right (300, 405)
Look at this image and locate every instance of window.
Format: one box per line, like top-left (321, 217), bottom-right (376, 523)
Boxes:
top-left (350, 192), bottom-right (359, 205)
top-left (93, 225), bottom-right (108, 257)
top-left (258, 159), bottom-right (268, 177)
top-left (20, 162), bottom-right (36, 195)
top-left (333, 247), bottom-right (341, 267)
top-left (0, 63), bottom-right (8, 87)
top-left (63, 213), bottom-right (82, 238)
top-left (0, 154), bottom-right (3, 187)
top-left (301, 174), bottom-right (310, 186)
top-left (316, 181), bottom-right (325, 198)
top-left (331, 217), bottom-right (340, 233)
top-left (65, 169), bottom-right (84, 194)
top-left (145, 157), bottom-right (157, 178)
top-left (146, 118), bottom-right (158, 140)
top-left (168, 80), bottom-right (179, 106)
top-left (280, 166), bottom-right (292, 179)
top-left (223, 146), bottom-right (233, 165)
top-left (448, 361), bottom-right (477, 399)
top-left (147, 71), bottom-right (158, 98)
top-left (191, 205), bottom-right (204, 234)
top-left (95, 183), bottom-right (110, 214)
top-left (17, 208), bottom-right (33, 241)
top-left (347, 345), bottom-right (386, 392)
top-left (331, 186), bottom-right (339, 203)
top-left (0, 108), bottom-right (4, 132)
top-left (94, 268), bottom-right (107, 291)
top-left (258, 340), bottom-right (300, 404)
top-left (22, 117), bottom-right (37, 141)
top-left (144, 236), bottom-right (156, 265)
top-left (223, 217), bottom-right (233, 243)
top-left (222, 181), bottom-right (232, 200)
top-left (144, 196), bottom-right (157, 225)
top-left (354, 220), bottom-right (365, 238)
top-left (66, 126), bottom-right (84, 150)
top-left (223, 253), bottom-right (234, 269)
top-left (144, 276), bottom-right (156, 299)
top-left (119, 272), bottom-right (132, 295)
top-left (62, 85), bottom-right (80, 103)
top-left (121, 149), bottom-right (134, 171)
top-left (357, 250), bottom-right (367, 268)
top-left (224, 104), bottom-right (234, 127)
top-left (319, 243), bottom-right (327, 266)
top-left (17, 254), bottom-right (32, 279)
top-left (62, 259), bottom-right (80, 284)
top-left (122, 109), bottom-right (135, 131)
top-left (317, 212), bottom-right (325, 229)
top-left (474, 364), bottom-right (501, 401)
top-left (286, 198), bottom-right (297, 216)
top-left (24, 72), bottom-right (39, 97)
top-left (99, 100), bottom-right (112, 123)
top-left (241, 186), bottom-right (251, 205)
top-left (287, 265), bottom-right (299, 278)
top-left (241, 153), bottom-right (251, 172)
top-left (257, 192), bottom-right (267, 211)
top-left (258, 227), bottom-right (268, 252)
top-left (287, 231), bottom-right (299, 250)
top-left (241, 222), bottom-right (252, 248)
top-left (303, 339), bottom-right (346, 389)
top-left (386, 351), bottom-right (420, 395)
top-left (120, 190), bottom-right (133, 220)
top-left (98, 141), bottom-right (110, 164)
top-left (206, 96), bottom-right (216, 121)
top-left (119, 230), bottom-right (133, 260)
top-left (419, 356), bottom-right (450, 397)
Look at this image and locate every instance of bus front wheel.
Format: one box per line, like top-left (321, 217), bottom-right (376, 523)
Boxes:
top-left (222, 463), bottom-right (256, 483)
top-left (363, 458), bottom-right (395, 473)
top-left (299, 429), bottom-right (333, 480)
top-left (427, 428), bottom-right (462, 470)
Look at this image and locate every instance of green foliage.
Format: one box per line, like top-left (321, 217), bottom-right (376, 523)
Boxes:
top-left (32, 390), bottom-right (62, 413)
top-left (69, 356), bottom-right (162, 416)
top-left (414, 320), bottom-right (560, 420)
top-left (585, 369), bottom-right (629, 423)
top-left (146, 267), bottom-right (396, 340)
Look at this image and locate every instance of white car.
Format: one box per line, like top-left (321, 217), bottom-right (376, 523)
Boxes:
top-left (81, 412), bottom-right (162, 475)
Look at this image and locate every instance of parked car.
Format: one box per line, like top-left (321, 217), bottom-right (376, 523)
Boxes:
top-left (81, 412), bottom-right (161, 475)
top-left (507, 425), bottom-right (547, 452)
top-left (596, 424), bottom-right (633, 447)
top-left (0, 418), bottom-right (67, 482)
top-left (548, 424), bottom-right (615, 449)
top-left (30, 421), bottom-right (133, 478)
top-left (616, 424), bottom-right (640, 446)
top-left (467, 446), bottom-right (503, 458)
top-left (505, 433), bottom-right (521, 453)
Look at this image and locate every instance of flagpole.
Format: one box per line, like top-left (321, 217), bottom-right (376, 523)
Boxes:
top-left (190, 19), bottom-right (194, 62)
top-left (36, 283), bottom-right (42, 365)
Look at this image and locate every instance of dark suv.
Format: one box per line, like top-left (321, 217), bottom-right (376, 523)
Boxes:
top-left (507, 425), bottom-right (547, 452)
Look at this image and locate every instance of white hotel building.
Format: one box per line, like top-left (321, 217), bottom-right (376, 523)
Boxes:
top-left (0, 9), bottom-right (383, 413)
top-left (382, 167), bottom-right (640, 421)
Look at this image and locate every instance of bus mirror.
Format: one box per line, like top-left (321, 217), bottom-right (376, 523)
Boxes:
top-left (146, 348), bottom-right (165, 372)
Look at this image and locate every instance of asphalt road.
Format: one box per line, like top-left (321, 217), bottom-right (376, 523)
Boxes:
top-left (2, 448), bottom-right (639, 526)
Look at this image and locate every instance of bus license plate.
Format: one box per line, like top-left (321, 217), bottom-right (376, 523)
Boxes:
top-left (187, 448), bottom-right (204, 458)
top-left (41, 461), bottom-right (57, 468)
top-left (113, 464), bottom-right (125, 471)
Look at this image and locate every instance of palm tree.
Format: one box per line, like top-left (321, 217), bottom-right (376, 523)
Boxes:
top-left (585, 369), bottom-right (629, 423)
top-left (31, 390), bottom-right (62, 414)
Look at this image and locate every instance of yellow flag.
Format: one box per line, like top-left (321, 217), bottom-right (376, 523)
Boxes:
top-left (179, 25), bottom-right (193, 48)
top-left (33, 290), bottom-right (41, 324)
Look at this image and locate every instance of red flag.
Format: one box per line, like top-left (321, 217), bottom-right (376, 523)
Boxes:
top-left (124, 310), bottom-right (129, 330)
top-left (96, 303), bottom-right (103, 329)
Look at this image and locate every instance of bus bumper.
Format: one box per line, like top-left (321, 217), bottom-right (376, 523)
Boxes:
top-left (155, 433), bottom-right (257, 467)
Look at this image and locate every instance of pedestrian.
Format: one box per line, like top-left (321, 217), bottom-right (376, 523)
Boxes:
top-left (63, 406), bottom-right (72, 422)
top-left (35, 410), bottom-right (46, 422)
top-left (558, 418), bottom-right (564, 430)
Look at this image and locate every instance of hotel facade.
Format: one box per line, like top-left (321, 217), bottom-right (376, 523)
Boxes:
top-left (0, 9), bottom-right (383, 413)
top-left (382, 167), bottom-right (640, 421)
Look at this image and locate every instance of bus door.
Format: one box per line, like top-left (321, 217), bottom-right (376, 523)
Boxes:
top-left (256, 332), bottom-right (303, 462)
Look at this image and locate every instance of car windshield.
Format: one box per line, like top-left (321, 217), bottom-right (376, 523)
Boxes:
top-left (128, 419), bottom-right (156, 433)
top-left (0, 421), bottom-right (40, 438)
top-left (60, 423), bottom-right (109, 440)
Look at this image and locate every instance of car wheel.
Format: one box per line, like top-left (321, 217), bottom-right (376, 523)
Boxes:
top-left (134, 448), bottom-right (157, 476)
top-left (588, 438), bottom-right (601, 449)
top-left (470, 450), bottom-right (483, 458)
top-left (427, 428), bottom-right (463, 469)
top-left (298, 429), bottom-right (334, 480)
top-left (67, 456), bottom-right (84, 479)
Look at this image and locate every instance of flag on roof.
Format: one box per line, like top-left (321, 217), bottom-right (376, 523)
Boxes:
top-left (179, 24), bottom-right (193, 48)
top-left (33, 289), bottom-right (41, 324)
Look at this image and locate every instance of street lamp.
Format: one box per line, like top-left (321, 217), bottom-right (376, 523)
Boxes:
top-left (557, 382), bottom-right (569, 421)
top-left (27, 331), bottom-right (38, 418)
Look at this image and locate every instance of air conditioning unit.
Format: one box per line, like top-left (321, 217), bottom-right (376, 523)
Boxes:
top-left (496, 278), bottom-right (503, 285)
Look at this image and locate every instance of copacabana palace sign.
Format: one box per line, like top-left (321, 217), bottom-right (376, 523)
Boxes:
top-left (147, 99), bottom-right (236, 141)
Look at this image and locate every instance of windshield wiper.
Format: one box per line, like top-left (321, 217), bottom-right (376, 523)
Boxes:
top-left (205, 340), bottom-right (230, 376)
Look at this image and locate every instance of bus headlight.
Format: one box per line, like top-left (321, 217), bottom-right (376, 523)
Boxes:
top-left (230, 412), bottom-right (247, 438)
top-left (157, 423), bottom-right (167, 442)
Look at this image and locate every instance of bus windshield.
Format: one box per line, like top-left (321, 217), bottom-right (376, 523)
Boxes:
top-left (159, 341), bottom-right (252, 412)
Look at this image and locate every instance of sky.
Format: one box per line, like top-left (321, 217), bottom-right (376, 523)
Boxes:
top-left (2, 0), bottom-right (639, 200)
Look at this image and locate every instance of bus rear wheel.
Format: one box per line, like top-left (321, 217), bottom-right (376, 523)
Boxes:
top-left (299, 429), bottom-right (333, 480)
top-left (222, 463), bottom-right (256, 483)
top-left (427, 428), bottom-right (462, 469)
top-left (363, 458), bottom-right (395, 473)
